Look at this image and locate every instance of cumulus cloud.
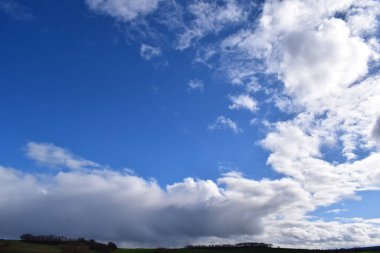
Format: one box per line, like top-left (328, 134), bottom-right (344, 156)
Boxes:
top-left (211, 1), bottom-right (380, 247)
top-left (279, 18), bottom-right (370, 103)
top-left (257, 219), bottom-right (380, 249)
top-left (187, 79), bottom-right (204, 92)
top-left (0, 163), bottom-right (310, 247)
top-left (221, 0), bottom-right (379, 104)
top-left (2, 145), bottom-right (380, 247)
top-left (229, 94), bottom-right (257, 113)
top-left (25, 142), bottom-right (100, 170)
top-left (140, 44), bottom-right (161, 60)
top-left (85, 0), bottom-right (160, 22)
top-left (208, 116), bottom-right (243, 134)
top-left (219, 0), bottom-right (380, 159)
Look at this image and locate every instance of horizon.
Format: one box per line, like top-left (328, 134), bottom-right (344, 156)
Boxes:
top-left (1, 0), bottom-right (380, 249)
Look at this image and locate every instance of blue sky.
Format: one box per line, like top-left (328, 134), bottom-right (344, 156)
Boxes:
top-left (0, 0), bottom-right (274, 183)
top-left (1, 0), bottom-right (380, 248)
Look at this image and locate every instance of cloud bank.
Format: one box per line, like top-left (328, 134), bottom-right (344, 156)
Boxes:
top-left (2, 142), bottom-right (380, 247)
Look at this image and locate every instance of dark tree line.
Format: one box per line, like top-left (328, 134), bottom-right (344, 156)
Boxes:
top-left (20, 234), bottom-right (68, 244)
top-left (19, 234), bottom-right (117, 252)
top-left (185, 242), bottom-right (273, 249)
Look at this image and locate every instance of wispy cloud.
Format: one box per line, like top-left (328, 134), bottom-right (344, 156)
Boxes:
top-left (208, 115), bottom-right (242, 134)
top-left (140, 43), bottom-right (161, 60)
top-left (326, 208), bottom-right (349, 214)
top-left (176, 0), bottom-right (247, 50)
top-left (25, 142), bottom-right (100, 170)
top-left (187, 79), bottom-right (204, 92)
top-left (229, 94), bottom-right (257, 113)
top-left (85, 0), bottom-right (160, 22)
top-left (0, 0), bottom-right (33, 21)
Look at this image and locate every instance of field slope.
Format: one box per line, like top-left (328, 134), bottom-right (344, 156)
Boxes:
top-left (1, 241), bottom-right (380, 253)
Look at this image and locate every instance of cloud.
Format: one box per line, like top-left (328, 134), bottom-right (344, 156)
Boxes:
top-left (229, 94), bottom-right (257, 113)
top-left (177, 0), bottom-right (247, 50)
top-left (279, 18), bottom-right (371, 103)
top-left (219, 0), bottom-right (380, 159)
top-left (257, 219), bottom-right (380, 249)
top-left (206, 2), bottom-right (380, 247)
top-left (326, 209), bottom-right (348, 214)
top-left (25, 142), bottom-right (100, 170)
top-left (2, 155), bottom-right (380, 248)
top-left (83, 0), bottom-right (249, 50)
top-left (140, 44), bottom-right (161, 60)
top-left (85, 0), bottom-right (160, 22)
top-left (0, 164), bottom-right (310, 247)
top-left (221, 0), bottom-right (378, 104)
top-left (0, 0), bottom-right (33, 20)
top-left (373, 116), bottom-right (380, 143)
top-left (208, 116), bottom-right (243, 134)
top-left (187, 79), bottom-right (204, 92)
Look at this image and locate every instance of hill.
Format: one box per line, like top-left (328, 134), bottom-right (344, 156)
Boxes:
top-left (1, 240), bottom-right (380, 253)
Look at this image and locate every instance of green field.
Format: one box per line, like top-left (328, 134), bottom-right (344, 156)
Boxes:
top-left (114, 249), bottom-right (155, 253)
top-left (1, 241), bottom-right (380, 253)
top-left (0, 240), bottom-right (61, 253)
top-left (0, 240), bottom-right (109, 253)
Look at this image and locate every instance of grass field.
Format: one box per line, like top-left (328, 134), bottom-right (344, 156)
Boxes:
top-left (1, 240), bottom-right (380, 253)
top-left (0, 240), bottom-right (61, 253)
top-left (114, 249), bottom-right (156, 253)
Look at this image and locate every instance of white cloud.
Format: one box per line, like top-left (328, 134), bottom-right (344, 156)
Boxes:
top-left (194, 46), bottom-right (217, 67)
top-left (279, 18), bottom-right (371, 103)
top-left (208, 116), bottom-right (243, 134)
top-left (0, 164), bottom-right (310, 247)
top-left (187, 79), bottom-right (204, 92)
top-left (177, 0), bottom-right (247, 50)
top-left (257, 219), bottom-right (380, 249)
top-left (211, 1), bottom-right (380, 247)
top-left (346, 1), bottom-right (380, 36)
top-left (326, 209), bottom-right (348, 214)
top-left (84, 0), bottom-right (249, 51)
top-left (85, 0), bottom-right (160, 22)
top-left (229, 94), bottom-right (257, 113)
top-left (219, 0), bottom-right (380, 159)
top-left (25, 142), bottom-right (100, 170)
top-left (2, 156), bottom-right (380, 248)
top-left (140, 44), bottom-right (161, 60)
top-left (221, 0), bottom-right (379, 104)
top-left (373, 116), bottom-right (380, 143)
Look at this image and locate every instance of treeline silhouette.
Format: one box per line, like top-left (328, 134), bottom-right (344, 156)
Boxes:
top-left (19, 234), bottom-right (117, 252)
top-left (186, 242), bottom-right (273, 249)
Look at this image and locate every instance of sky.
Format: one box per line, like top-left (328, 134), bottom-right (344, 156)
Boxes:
top-left (1, 0), bottom-right (380, 249)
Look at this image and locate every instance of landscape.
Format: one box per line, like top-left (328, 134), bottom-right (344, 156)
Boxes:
top-left (1, 235), bottom-right (380, 253)
top-left (1, 0), bottom-right (380, 251)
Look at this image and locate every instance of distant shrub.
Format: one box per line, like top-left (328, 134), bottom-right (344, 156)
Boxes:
top-left (108, 242), bottom-right (117, 250)
top-left (185, 242), bottom-right (273, 249)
